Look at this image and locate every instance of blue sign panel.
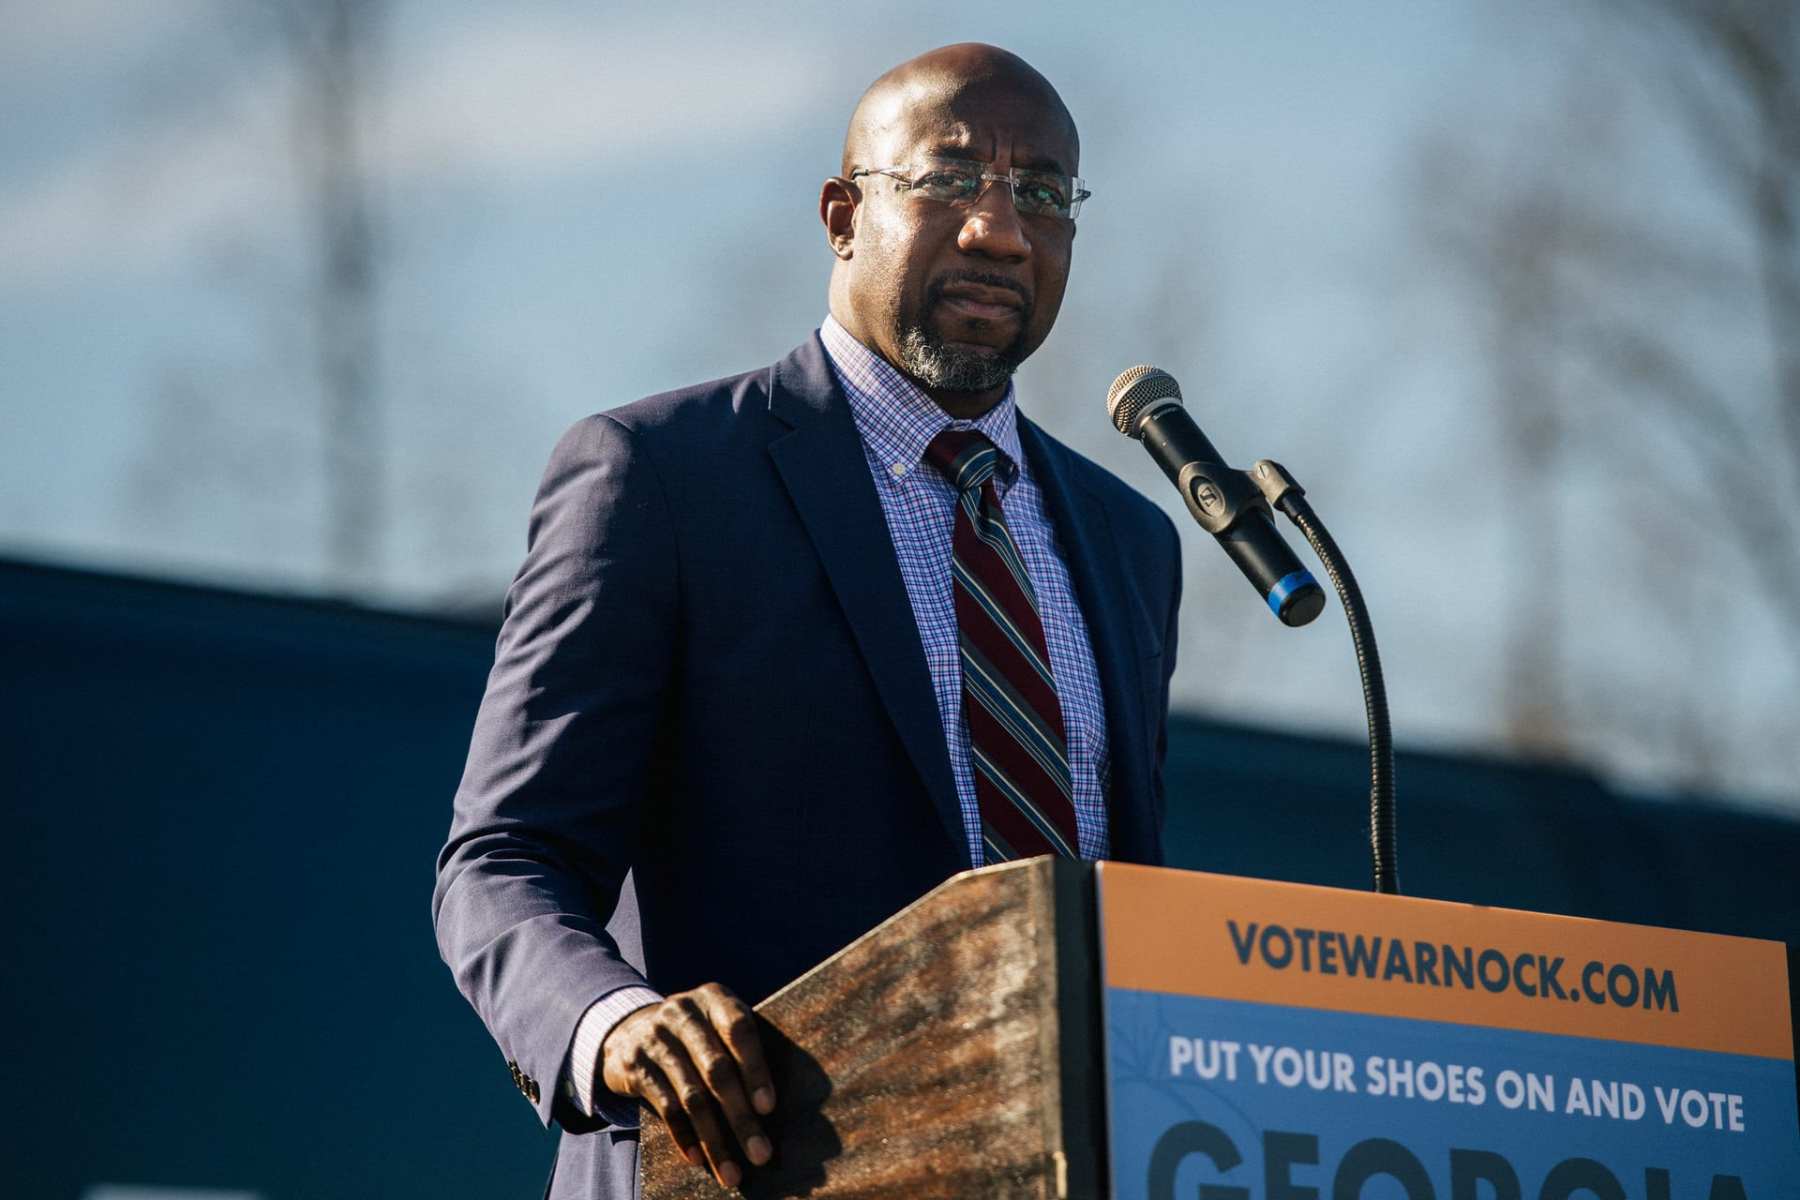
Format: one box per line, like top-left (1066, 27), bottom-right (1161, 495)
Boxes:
top-left (1104, 988), bottom-right (1799, 1198)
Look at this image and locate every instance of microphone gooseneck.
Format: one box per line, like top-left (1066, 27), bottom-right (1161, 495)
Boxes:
top-left (1252, 462), bottom-right (1398, 895)
top-left (1109, 366), bottom-right (1399, 895)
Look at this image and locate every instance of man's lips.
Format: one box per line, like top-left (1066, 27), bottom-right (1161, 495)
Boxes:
top-left (936, 282), bottom-right (1026, 322)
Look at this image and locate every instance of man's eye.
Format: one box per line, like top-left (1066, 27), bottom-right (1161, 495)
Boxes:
top-left (914, 170), bottom-right (978, 194)
top-left (1018, 180), bottom-right (1068, 210)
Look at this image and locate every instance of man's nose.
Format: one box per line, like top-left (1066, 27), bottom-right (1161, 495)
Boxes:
top-left (956, 180), bottom-right (1031, 261)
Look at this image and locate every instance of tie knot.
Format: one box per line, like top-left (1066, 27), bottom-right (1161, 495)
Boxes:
top-left (925, 429), bottom-right (1000, 493)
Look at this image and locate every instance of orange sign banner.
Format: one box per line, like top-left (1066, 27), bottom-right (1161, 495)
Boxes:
top-left (1098, 863), bottom-right (1793, 1061)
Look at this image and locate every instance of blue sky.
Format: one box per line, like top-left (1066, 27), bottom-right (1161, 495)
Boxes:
top-left (4, 1), bottom-right (1793, 810)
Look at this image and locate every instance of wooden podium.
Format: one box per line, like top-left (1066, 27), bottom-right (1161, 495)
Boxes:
top-left (640, 858), bottom-right (1099, 1198)
top-left (641, 860), bottom-right (1799, 1198)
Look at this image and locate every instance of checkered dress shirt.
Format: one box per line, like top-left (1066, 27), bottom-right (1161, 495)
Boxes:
top-left (819, 314), bottom-right (1113, 866)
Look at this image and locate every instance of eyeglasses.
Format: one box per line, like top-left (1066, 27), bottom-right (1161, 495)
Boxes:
top-left (849, 156), bottom-right (1091, 221)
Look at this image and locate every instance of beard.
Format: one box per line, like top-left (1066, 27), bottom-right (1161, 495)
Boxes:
top-left (893, 273), bottom-right (1032, 392)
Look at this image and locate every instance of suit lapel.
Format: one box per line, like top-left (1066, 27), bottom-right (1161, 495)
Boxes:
top-left (1017, 418), bottom-right (1161, 865)
top-left (765, 336), bottom-right (970, 866)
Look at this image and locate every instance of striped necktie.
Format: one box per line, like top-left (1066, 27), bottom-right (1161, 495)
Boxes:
top-left (924, 429), bottom-right (1080, 863)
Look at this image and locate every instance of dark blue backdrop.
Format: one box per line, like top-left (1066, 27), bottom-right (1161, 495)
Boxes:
top-left (4, 559), bottom-right (1793, 1197)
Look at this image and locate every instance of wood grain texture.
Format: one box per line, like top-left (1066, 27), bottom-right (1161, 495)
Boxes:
top-left (640, 858), bottom-right (1074, 1199)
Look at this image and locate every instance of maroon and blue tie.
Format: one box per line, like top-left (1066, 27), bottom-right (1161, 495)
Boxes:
top-left (925, 429), bottom-right (1080, 863)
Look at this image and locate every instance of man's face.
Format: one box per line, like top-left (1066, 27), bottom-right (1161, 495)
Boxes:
top-left (844, 80), bottom-right (1078, 392)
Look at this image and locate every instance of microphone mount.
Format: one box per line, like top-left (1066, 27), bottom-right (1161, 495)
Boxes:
top-left (1170, 457), bottom-right (1267, 539)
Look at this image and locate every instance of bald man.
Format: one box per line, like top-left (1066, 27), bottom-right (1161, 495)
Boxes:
top-left (433, 44), bottom-right (1181, 1199)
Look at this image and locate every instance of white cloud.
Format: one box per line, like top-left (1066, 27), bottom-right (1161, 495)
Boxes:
top-left (0, 10), bottom-right (834, 286)
top-left (0, 65), bottom-right (299, 282)
top-left (0, 0), bottom-right (219, 73)
top-left (378, 15), bottom-right (834, 179)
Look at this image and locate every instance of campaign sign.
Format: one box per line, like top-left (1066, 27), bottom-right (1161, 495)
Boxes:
top-left (1096, 864), bottom-right (1799, 1199)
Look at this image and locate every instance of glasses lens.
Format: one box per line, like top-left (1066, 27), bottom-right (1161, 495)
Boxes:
top-left (1012, 171), bottom-right (1072, 218)
top-left (909, 162), bottom-right (983, 202)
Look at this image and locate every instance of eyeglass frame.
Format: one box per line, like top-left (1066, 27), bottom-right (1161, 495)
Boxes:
top-left (848, 158), bottom-right (1092, 222)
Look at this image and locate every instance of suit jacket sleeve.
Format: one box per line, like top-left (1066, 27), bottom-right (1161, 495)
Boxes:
top-left (432, 413), bottom-right (676, 1134)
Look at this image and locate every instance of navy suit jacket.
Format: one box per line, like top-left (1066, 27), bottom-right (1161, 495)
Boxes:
top-left (432, 332), bottom-right (1182, 1198)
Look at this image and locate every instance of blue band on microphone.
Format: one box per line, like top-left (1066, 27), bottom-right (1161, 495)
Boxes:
top-left (1266, 570), bottom-right (1319, 617)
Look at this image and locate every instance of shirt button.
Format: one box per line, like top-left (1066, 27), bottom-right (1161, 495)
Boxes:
top-left (890, 463), bottom-right (908, 478)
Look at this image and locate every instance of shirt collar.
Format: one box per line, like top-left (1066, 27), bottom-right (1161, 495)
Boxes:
top-left (819, 313), bottom-right (1024, 491)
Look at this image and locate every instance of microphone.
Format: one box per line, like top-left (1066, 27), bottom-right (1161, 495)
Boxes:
top-left (1107, 365), bottom-right (1326, 627)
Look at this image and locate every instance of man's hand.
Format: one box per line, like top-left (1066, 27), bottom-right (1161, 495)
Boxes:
top-left (600, 983), bottom-right (777, 1189)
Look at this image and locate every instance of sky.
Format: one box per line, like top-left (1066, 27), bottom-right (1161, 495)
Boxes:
top-left (3, 1), bottom-right (1795, 813)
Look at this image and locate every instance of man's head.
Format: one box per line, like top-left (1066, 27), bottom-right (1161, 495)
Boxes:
top-left (821, 44), bottom-right (1080, 412)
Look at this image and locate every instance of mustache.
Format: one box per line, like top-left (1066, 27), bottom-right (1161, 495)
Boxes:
top-left (928, 270), bottom-right (1032, 311)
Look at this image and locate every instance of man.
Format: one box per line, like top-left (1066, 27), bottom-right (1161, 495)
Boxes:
top-left (433, 43), bottom-right (1182, 1199)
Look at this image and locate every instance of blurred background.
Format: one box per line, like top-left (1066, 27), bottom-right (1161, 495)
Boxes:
top-left (3, 1), bottom-right (1796, 1196)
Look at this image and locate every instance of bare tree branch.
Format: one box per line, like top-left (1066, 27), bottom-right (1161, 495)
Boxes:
top-left (1413, 2), bottom-right (1800, 793)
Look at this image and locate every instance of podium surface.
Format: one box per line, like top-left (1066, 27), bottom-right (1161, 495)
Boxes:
top-left (642, 861), bottom-right (1799, 1197)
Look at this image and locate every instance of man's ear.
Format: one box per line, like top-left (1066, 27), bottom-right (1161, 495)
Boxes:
top-left (819, 177), bottom-right (858, 260)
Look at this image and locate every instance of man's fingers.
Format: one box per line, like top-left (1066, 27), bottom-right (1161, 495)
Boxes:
top-left (700, 985), bottom-right (777, 1117)
top-left (649, 1031), bottom-right (744, 1189)
top-left (669, 998), bottom-right (772, 1166)
top-left (633, 1059), bottom-right (704, 1169)
top-left (599, 984), bottom-right (778, 1185)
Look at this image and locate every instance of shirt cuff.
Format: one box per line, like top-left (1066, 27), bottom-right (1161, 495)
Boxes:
top-left (563, 985), bottom-right (664, 1125)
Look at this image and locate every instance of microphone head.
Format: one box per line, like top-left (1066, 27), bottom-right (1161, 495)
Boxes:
top-left (1106, 365), bottom-right (1184, 438)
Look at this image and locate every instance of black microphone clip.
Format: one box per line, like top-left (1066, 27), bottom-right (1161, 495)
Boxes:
top-left (1173, 459), bottom-right (1265, 539)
